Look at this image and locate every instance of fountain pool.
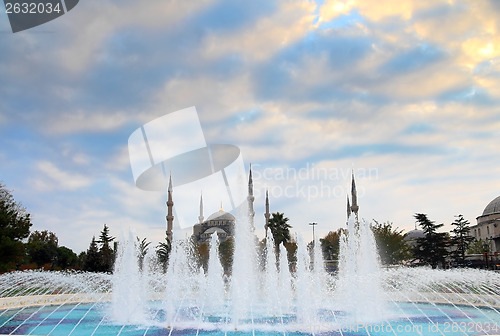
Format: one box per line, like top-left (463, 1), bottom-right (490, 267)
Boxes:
top-left (0, 267), bottom-right (499, 336)
top-left (1, 216), bottom-right (499, 336)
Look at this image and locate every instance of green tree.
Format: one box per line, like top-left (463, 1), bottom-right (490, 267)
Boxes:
top-left (413, 213), bottom-right (449, 269)
top-left (136, 237), bottom-right (151, 271)
top-left (320, 229), bottom-right (343, 261)
top-left (0, 183), bottom-right (32, 271)
top-left (450, 215), bottom-right (475, 266)
top-left (371, 220), bottom-right (410, 265)
top-left (156, 238), bottom-right (171, 272)
top-left (56, 246), bottom-right (80, 269)
top-left (467, 239), bottom-right (490, 254)
top-left (97, 224), bottom-right (115, 272)
top-left (78, 251), bottom-right (87, 268)
top-left (194, 241), bottom-right (210, 272)
top-left (219, 238), bottom-right (234, 274)
top-left (267, 212), bottom-right (292, 247)
top-left (283, 241), bottom-right (297, 271)
top-left (26, 230), bottom-right (59, 269)
top-left (83, 236), bottom-right (101, 272)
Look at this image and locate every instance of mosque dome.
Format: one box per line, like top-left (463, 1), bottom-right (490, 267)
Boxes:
top-left (404, 229), bottom-right (425, 241)
top-left (482, 196), bottom-right (500, 216)
top-left (206, 209), bottom-right (235, 222)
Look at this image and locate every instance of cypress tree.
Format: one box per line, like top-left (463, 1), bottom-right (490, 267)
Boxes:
top-left (413, 213), bottom-right (449, 269)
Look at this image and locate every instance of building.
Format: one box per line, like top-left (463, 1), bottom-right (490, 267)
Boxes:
top-left (164, 164), bottom-right (270, 244)
top-left (192, 204), bottom-right (236, 243)
top-left (404, 228), bottom-right (425, 248)
top-left (471, 195), bottom-right (500, 252)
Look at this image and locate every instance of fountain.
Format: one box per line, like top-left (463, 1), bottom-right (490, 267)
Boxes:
top-left (1, 198), bottom-right (500, 335)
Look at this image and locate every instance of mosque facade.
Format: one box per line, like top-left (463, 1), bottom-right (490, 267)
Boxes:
top-left (471, 196), bottom-right (500, 252)
top-left (164, 165), bottom-right (271, 244)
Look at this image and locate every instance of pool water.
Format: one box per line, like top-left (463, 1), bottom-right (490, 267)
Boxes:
top-left (0, 301), bottom-right (499, 336)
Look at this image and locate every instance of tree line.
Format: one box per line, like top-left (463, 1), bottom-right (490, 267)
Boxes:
top-left (1, 181), bottom-right (488, 273)
top-left (1, 182), bottom-right (167, 273)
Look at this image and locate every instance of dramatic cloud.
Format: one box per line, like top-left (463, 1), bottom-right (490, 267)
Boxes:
top-left (1, 0), bottom-right (499, 251)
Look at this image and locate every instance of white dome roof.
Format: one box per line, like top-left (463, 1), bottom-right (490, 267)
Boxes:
top-left (206, 210), bottom-right (235, 221)
top-left (404, 229), bottom-right (425, 241)
top-left (483, 196), bottom-right (500, 216)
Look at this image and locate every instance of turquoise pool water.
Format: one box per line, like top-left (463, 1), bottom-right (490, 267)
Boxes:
top-left (0, 301), bottom-right (499, 336)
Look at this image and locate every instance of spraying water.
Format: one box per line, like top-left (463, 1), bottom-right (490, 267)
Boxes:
top-left (336, 216), bottom-right (386, 322)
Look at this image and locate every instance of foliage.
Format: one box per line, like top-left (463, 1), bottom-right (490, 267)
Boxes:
top-left (97, 224), bottom-right (115, 272)
top-left (371, 220), bottom-right (411, 265)
top-left (218, 237), bottom-right (234, 274)
top-left (56, 246), bottom-right (80, 269)
top-left (283, 241), bottom-right (297, 270)
top-left (137, 237), bottom-right (151, 271)
top-left (267, 212), bottom-right (292, 247)
top-left (412, 213), bottom-right (449, 269)
top-left (0, 236), bottom-right (26, 272)
top-left (467, 239), bottom-right (490, 254)
top-left (320, 229), bottom-right (343, 261)
top-left (450, 215), bottom-right (475, 265)
top-left (194, 241), bottom-right (210, 272)
top-left (83, 236), bottom-right (101, 272)
top-left (26, 230), bottom-right (59, 269)
top-left (0, 183), bottom-right (32, 271)
top-left (156, 238), bottom-right (171, 272)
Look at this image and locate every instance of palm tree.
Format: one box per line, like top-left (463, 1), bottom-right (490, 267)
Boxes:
top-left (136, 237), bottom-right (151, 271)
top-left (267, 212), bottom-right (292, 247)
top-left (156, 238), bottom-right (171, 272)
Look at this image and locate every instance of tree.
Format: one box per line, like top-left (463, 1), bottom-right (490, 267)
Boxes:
top-left (0, 183), bottom-right (32, 271)
top-left (219, 238), bottom-right (234, 274)
top-left (450, 215), bottom-right (475, 266)
top-left (97, 224), bottom-right (115, 272)
top-left (467, 239), bottom-right (490, 254)
top-left (56, 246), bottom-right (80, 270)
top-left (267, 212), bottom-right (292, 247)
top-left (83, 236), bottom-right (101, 272)
top-left (283, 241), bottom-right (297, 271)
top-left (412, 213), bottom-right (449, 269)
top-left (194, 241), bottom-right (210, 272)
top-left (320, 229), bottom-right (343, 261)
top-left (371, 220), bottom-right (410, 265)
top-left (26, 230), bottom-right (59, 269)
top-left (156, 238), bottom-right (171, 272)
top-left (137, 237), bottom-right (151, 271)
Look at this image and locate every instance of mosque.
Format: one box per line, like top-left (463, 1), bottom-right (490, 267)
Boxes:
top-left (164, 166), bottom-right (271, 244)
top-left (471, 196), bottom-right (500, 252)
top-left (403, 196), bottom-right (500, 254)
top-left (164, 167), bottom-right (363, 245)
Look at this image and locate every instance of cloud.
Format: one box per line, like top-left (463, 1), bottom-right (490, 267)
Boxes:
top-left (33, 161), bottom-right (93, 191)
top-left (202, 0), bottom-right (317, 61)
top-left (318, 0), bottom-right (356, 23)
top-left (149, 74), bottom-right (256, 128)
top-left (41, 109), bottom-right (132, 135)
top-left (353, 0), bottom-right (447, 22)
top-left (53, 0), bottom-right (216, 73)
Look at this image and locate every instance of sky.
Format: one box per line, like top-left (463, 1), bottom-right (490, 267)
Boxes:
top-left (1, 0), bottom-right (499, 253)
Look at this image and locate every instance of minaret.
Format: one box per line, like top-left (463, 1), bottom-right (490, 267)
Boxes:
top-left (347, 195), bottom-right (351, 220)
top-left (247, 164), bottom-right (255, 231)
top-left (350, 171), bottom-right (359, 219)
top-left (264, 189), bottom-right (270, 237)
top-left (198, 192), bottom-right (204, 224)
top-left (166, 174), bottom-right (174, 243)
